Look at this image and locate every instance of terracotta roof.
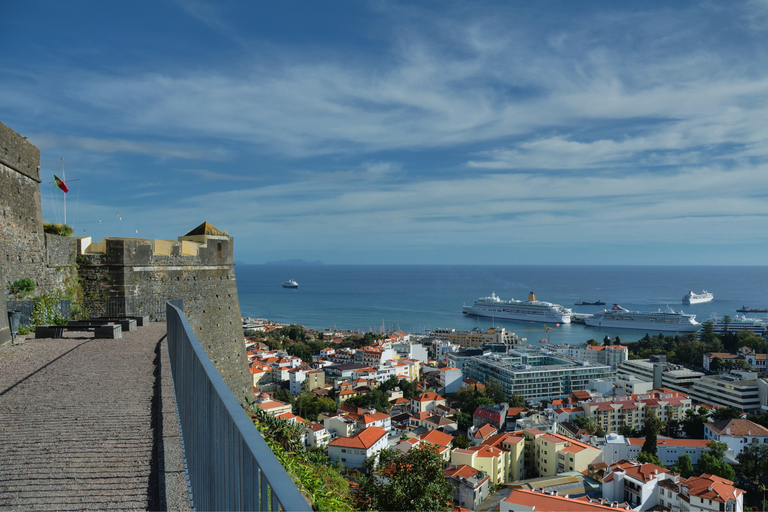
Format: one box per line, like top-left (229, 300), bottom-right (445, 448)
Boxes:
top-left (328, 426), bottom-right (388, 449)
top-left (503, 489), bottom-right (622, 511)
top-left (706, 418), bottom-right (768, 437)
top-left (626, 438), bottom-right (710, 447)
top-left (413, 392), bottom-right (445, 402)
top-left (684, 474), bottom-right (744, 502)
top-left (470, 445), bottom-right (503, 459)
top-left (420, 429), bottom-right (454, 448)
top-left (445, 464), bottom-right (480, 479)
top-left (623, 463), bottom-right (668, 483)
top-left (473, 423), bottom-right (497, 439)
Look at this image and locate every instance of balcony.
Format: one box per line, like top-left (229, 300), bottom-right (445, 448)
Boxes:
top-left (0, 301), bottom-right (309, 511)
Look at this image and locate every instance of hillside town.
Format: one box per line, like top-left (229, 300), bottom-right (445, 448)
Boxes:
top-left (242, 319), bottom-right (768, 512)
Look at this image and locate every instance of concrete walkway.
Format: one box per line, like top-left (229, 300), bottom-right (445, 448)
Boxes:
top-left (0, 322), bottom-right (190, 511)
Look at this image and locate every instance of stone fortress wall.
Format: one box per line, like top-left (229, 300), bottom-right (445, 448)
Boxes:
top-left (0, 121), bottom-right (250, 399)
top-left (76, 228), bottom-right (251, 399)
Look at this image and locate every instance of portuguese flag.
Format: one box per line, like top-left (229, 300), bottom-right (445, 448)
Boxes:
top-left (54, 174), bottom-right (68, 193)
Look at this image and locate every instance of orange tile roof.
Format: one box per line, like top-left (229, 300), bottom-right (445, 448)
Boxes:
top-left (413, 392), bottom-right (445, 402)
top-left (445, 464), bottom-right (480, 479)
top-left (623, 463), bottom-right (668, 483)
top-left (473, 423), bottom-right (497, 439)
top-left (684, 474), bottom-right (744, 502)
top-left (328, 426), bottom-right (388, 449)
top-left (420, 429), bottom-right (454, 448)
top-left (503, 489), bottom-right (622, 511)
top-left (706, 418), bottom-right (768, 437)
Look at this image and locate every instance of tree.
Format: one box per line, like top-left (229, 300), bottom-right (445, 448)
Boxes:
top-left (355, 444), bottom-right (453, 512)
top-left (709, 357), bottom-right (725, 374)
top-left (697, 441), bottom-right (736, 480)
top-left (509, 394), bottom-right (526, 408)
top-left (681, 407), bottom-right (710, 439)
top-left (671, 454), bottom-right (694, 478)
top-left (574, 416), bottom-right (599, 435)
top-left (484, 377), bottom-right (506, 404)
top-left (617, 425), bottom-right (636, 437)
top-left (642, 407), bottom-right (662, 456)
top-left (711, 406), bottom-right (743, 422)
top-left (453, 435), bottom-right (472, 449)
top-left (636, 451), bottom-right (665, 467)
top-left (737, 442), bottom-right (768, 487)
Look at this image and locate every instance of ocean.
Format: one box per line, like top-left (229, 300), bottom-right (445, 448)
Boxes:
top-left (235, 265), bottom-right (768, 346)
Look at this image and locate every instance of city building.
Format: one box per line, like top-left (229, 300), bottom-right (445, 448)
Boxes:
top-left (703, 347), bottom-right (767, 373)
top-left (580, 390), bottom-right (692, 434)
top-left (689, 371), bottom-right (761, 413)
top-left (617, 356), bottom-right (704, 395)
top-left (410, 391), bottom-right (446, 414)
top-left (601, 460), bottom-right (676, 510)
top-left (553, 344), bottom-right (629, 369)
top-left (523, 430), bottom-right (601, 478)
top-left (680, 474), bottom-right (744, 512)
top-left (440, 366), bottom-right (463, 394)
top-left (703, 418), bottom-right (768, 459)
top-left (327, 426), bottom-right (389, 469)
top-left (602, 433), bottom-right (712, 466)
top-left (500, 489), bottom-right (629, 512)
top-left (461, 348), bottom-right (613, 403)
top-left (444, 465), bottom-right (491, 511)
top-left (431, 327), bottom-right (520, 349)
top-left (451, 445), bottom-right (507, 485)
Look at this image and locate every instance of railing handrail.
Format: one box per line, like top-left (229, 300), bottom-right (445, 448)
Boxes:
top-left (166, 301), bottom-right (310, 511)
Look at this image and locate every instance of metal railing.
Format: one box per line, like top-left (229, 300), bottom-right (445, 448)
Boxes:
top-left (7, 300), bottom-right (71, 327)
top-left (166, 300), bottom-right (310, 512)
top-left (85, 297), bottom-right (169, 321)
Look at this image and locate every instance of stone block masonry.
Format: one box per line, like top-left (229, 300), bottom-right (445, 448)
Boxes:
top-left (77, 232), bottom-right (251, 400)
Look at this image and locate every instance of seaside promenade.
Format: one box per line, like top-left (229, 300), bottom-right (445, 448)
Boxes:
top-left (0, 322), bottom-right (190, 510)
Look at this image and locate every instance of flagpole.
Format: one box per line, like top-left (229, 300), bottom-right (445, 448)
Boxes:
top-left (61, 158), bottom-right (66, 225)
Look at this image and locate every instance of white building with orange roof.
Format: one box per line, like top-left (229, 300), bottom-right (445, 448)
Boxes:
top-left (601, 460), bottom-right (675, 510)
top-left (703, 418), bottom-right (768, 458)
top-left (581, 391), bottom-right (692, 434)
top-left (327, 426), bottom-right (389, 469)
top-left (304, 421), bottom-right (331, 449)
top-left (451, 445), bottom-right (507, 485)
top-left (603, 433), bottom-right (713, 466)
top-left (419, 429), bottom-right (455, 461)
top-left (445, 465), bottom-right (491, 511)
top-left (469, 423), bottom-right (498, 445)
top-left (249, 363), bottom-right (271, 387)
top-left (500, 488), bottom-right (631, 512)
top-left (410, 391), bottom-right (446, 414)
top-left (323, 414), bottom-right (356, 439)
top-left (440, 366), bottom-right (463, 394)
top-left (680, 474), bottom-right (744, 512)
top-left (252, 392), bottom-right (293, 417)
top-left (355, 346), bottom-right (395, 366)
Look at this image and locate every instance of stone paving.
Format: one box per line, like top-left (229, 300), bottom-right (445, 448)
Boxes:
top-left (0, 322), bottom-right (190, 511)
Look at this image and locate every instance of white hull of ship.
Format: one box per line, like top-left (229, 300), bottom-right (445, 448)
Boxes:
top-left (583, 317), bottom-right (700, 332)
top-left (463, 306), bottom-right (571, 324)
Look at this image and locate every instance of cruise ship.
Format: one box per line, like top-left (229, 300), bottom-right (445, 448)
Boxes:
top-left (584, 304), bottom-right (700, 332)
top-left (704, 315), bottom-right (766, 335)
top-left (462, 292), bottom-right (571, 324)
top-left (682, 290), bottom-right (713, 304)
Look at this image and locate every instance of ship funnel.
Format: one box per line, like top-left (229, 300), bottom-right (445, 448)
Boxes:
top-left (528, 292), bottom-right (536, 301)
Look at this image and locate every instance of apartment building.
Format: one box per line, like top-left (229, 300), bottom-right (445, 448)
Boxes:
top-left (689, 371), bottom-right (761, 413)
top-left (602, 433), bottom-right (712, 466)
top-left (581, 391), bottom-right (692, 434)
top-left (617, 356), bottom-right (704, 394)
top-left (553, 344), bottom-right (628, 369)
top-left (431, 327), bottom-right (520, 349)
top-left (327, 426), bottom-right (389, 469)
top-left (462, 348), bottom-right (612, 402)
top-left (523, 430), bottom-right (601, 478)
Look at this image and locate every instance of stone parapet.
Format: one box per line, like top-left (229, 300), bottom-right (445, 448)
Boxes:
top-left (0, 120), bottom-right (41, 182)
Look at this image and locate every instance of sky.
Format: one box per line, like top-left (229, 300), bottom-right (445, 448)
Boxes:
top-left (2, 1), bottom-right (768, 265)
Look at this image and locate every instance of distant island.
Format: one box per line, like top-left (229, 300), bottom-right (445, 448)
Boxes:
top-left (262, 259), bottom-right (324, 266)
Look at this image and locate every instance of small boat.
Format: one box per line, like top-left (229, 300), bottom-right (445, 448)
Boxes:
top-left (737, 306), bottom-right (768, 313)
top-left (281, 279), bottom-right (299, 289)
top-left (575, 299), bottom-right (606, 306)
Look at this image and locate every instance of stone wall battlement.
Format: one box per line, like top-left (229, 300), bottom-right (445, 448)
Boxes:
top-left (77, 234), bottom-right (234, 267)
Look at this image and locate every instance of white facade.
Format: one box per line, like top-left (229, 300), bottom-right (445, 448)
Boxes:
top-left (689, 371), bottom-right (761, 413)
top-left (327, 427), bottom-right (389, 469)
top-left (602, 433), bottom-right (712, 467)
top-left (440, 367), bottom-right (464, 394)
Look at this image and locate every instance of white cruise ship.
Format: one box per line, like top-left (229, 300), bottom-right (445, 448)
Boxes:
top-left (584, 304), bottom-right (700, 332)
top-left (682, 290), bottom-right (713, 304)
top-left (462, 292), bottom-right (571, 324)
top-left (704, 315), bottom-right (766, 335)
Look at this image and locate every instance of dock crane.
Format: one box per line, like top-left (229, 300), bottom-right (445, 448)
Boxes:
top-left (542, 325), bottom-right (554, 344)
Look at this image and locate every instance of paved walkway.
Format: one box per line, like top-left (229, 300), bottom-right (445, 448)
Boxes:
top-left (0, 322), bottom-right (190, 511)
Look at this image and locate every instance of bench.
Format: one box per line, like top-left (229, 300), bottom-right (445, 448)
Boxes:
top-left (35, 323), bottom-right (122, 339)
top-left (73, 318), bottom-right (138, 332)
top-left (93, 315), bottom-right (150, 327)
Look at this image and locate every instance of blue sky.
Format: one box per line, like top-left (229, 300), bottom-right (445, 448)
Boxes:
top-left (3, 1), bottom-right (768, 265)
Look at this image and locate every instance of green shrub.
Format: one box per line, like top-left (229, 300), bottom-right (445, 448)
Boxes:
top-left (43, 222), bottom-right (74, 236)
top-left (8, 278), bottom-right (35, 300)
top-left (30, 291), bottom-right (67, 326)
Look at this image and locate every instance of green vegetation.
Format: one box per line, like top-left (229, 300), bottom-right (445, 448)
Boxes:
top-left (625, 325), bottom-right (766, 367)
top-left (697, 441), bottom-right (735, 480)
top-left (43, 222), bottom-right (74, 236)
top-left (355, 444), bottom-right (453, 512)
top-left (8, 278), bottom-right (35, 300)
top-left (245, 402), bottom-right (354, 511)
top-left (30, 290), bottom-right (67, 326)
top-left (641, 406), bottom-right (662, 455)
